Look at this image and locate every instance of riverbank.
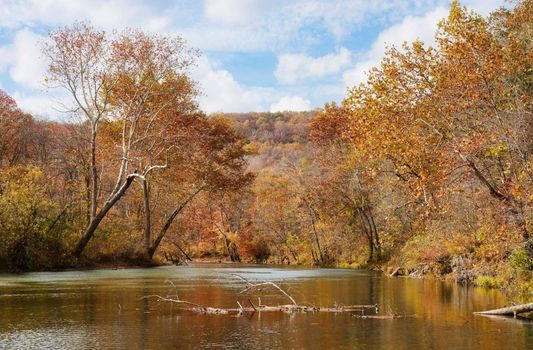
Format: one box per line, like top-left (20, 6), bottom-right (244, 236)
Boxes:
top-left (378, 261), bottom-right (533, 303)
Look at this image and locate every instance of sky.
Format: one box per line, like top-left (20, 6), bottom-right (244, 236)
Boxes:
top-left (0, 0), bottom-right (507, 120)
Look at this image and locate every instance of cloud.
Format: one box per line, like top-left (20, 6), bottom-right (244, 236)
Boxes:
top-left (0, 1), bottom-right (507, 54)
top-left (193, 56), bottom-right (274, 113)
top-left (275, 47), bottom-right (352, 85)
top-left (9, 28), bottom-right (47, 89)
top-left (270, 96), bottom-right (311, 112)
top-left (342, 7), bottom-right (448, 87)
top-left (0, 0), bottom-right (178, 33)
top-left (203, 0), bottom-right (269, 26)
top-left (0, 45), bottom-right (13, 74)
top-left (11, 90), bottom-right (69, 120)
top-left (187, 0), bottom-right (440, 53)
top-left (0, 28), bottom-right (47, 89)
top-left (464, 0), bottom-right (507, 15)
top-left (194, 57), bottom-right (318, 113)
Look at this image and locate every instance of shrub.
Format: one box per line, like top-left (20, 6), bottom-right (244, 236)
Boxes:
top-left (0, 166), bottom-right (70, 271)
top-left (510, 249), bottom-right (533, 271)
top-left (475, 275), bottom-right (504, 289)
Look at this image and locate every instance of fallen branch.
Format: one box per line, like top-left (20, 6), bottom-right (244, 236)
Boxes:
top-left (353, 314), bottom-right (416, 319)
top-left (141, 295), bottom-right (203, 309)
top-left (239, 281), bottom-right (298, 306)
top-left (137, 274), bottom-right (413, 319)
top-left (141, 295), bottom-right (378, 315)
top-left (474, 303), bottom-right (533, 317)
top-left (390, 267), bottom-right (403, 277)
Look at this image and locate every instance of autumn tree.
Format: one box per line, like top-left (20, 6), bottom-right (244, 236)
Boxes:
top-left (136, 114), bottom-right (253, 259)
top-left (314, 0), bottom-right (532, 273)
top-left (44, 23), bottom-right (200, 258)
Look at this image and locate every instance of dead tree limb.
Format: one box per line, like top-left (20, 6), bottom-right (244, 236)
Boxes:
top-left (239, 281), bottom-right (298, 306)
top-left (141, 294), bottom-right (378, 315)
top-left (133, 275), bottom-right (420, 320)
top-left (172, 242), bottom-right (193, 261)
top-left (353, 314), bottom-right (416, 319)
top-left (137, 275), bottom-right (405, 317)
top-left (474, 303), bottom-right (533, 317)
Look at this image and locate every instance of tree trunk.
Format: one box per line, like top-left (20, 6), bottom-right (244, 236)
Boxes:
top-left (90, 126), bottom-right (98, 222)
top-left (84, 174), bottom-right (91, 227)
top-left (141, 178), bottom-right (151, 254)
top-left (358, 210), bottom-right (373, 262)
top-left (171, 241), bottom-right (193, 261)
top-left (73, 174), bottom-right (136, 258)
top-left (287, 245), bottom-right (299, 263)
top-left (474, 303), bottom-right (533, 316)
top-left (222, 234), bottom-right (232, 260)
top-left (147, 187), bottom-right (203, 259)
top-left (368, 213), bottom-right (381, 259)
top-left (229, 240), bottom-right (241, 262)
top-left (309, 211), bottom-right (323, 263)
top-left (466, 157), bottom-right (529, 242)
top-left (311, 247), bottom-right (318, 265)
top-left (517, 207), bottom-right (530, 242)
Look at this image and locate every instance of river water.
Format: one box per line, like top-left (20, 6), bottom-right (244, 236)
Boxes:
top-left (0, 263), bottom-right (531, 349)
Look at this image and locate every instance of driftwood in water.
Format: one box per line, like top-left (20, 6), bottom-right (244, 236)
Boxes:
top-left (143, 294), bottom-right (378, 315)
top-left (474, 303), bottom-right (533, 317)
top-left (141, 275), bottom-right (414, 319)
top-left (353, 314), bottom-right (415, 319)
top-left (390, 267), bottom-right (403, 277)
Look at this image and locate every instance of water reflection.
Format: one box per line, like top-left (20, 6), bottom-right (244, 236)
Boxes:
top-left (0, 263), bottom-right (531, 349)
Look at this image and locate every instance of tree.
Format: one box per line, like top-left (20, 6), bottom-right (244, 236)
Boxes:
top-left (0, 166), bottom-right (67, 271)
top-left (44, 23), bottom-right (200, 258)
top-left (138, 114), bottom-right (253, 259)
top-left (0, 90), bottom-right (42, 168)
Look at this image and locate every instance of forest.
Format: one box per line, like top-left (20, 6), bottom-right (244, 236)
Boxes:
top-left (0, 1), bottom-right (531, 299)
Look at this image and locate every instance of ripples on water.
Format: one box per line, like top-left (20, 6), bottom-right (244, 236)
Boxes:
top-left (0, 263), bottom-right (531, 349)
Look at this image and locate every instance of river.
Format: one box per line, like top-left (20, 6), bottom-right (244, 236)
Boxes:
top-left (0, 263), bottom-right (531, 349)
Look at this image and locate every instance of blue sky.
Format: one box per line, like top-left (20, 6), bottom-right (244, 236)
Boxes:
top-left (0, 0), bottom-right (507, 120)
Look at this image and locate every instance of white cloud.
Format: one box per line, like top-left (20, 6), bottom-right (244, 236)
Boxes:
top-left (0, 1), bottom-right (507, 54)
top-left (275, 47), bottom-right (352, 85)
top-left (288, 0), bottom-right (421, 40)
top-left (203, 0), bottom-right (268, 26)
top-left (193, 57), bottom-right (317, 113)
top-left (188, 0), bottom-right (436, 52)
top-left (0, 28), bottom-right (47, 96)
top-left (11, 90), bottom-right (69, 120)
top-left (0, 45), bottom-right (13, 74)
top-left (193, 56), bottom-right (274, 113)
top-left (464, 0), bottom-right (507, 15)
top-left (9, 29), bottom-right (47, 89)
top-left (0, 0), bottom-right (179, 34)
top-left (270, 96), bottom-right (311, 112)
top-left (342, 7), bottom-right (448, 87)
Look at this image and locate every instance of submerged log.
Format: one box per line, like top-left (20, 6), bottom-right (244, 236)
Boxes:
top-left (139, 275), bottom-right (414, 319)
top-left (141, 298), bottom-right (379, 315)
top-left (142, 294), bottom-right (378, 315)
top-left (474, 303), bottom-right (533, 317)
top-left (353, 314), bottom-right (416, 319)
